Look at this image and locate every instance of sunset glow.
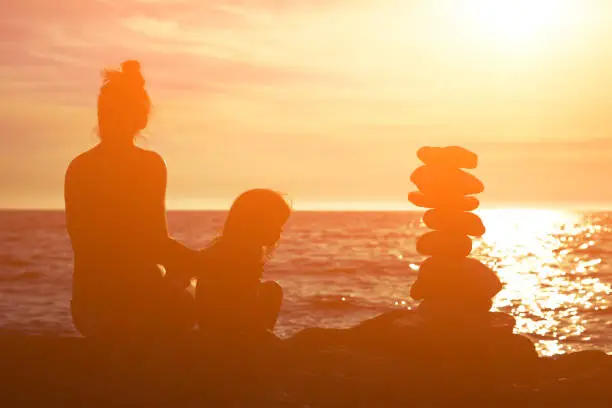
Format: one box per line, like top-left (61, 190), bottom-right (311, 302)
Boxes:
top-left (1, 0), bottom-right (611, 209)
top-left (455, 0), bottom-right (585, 50)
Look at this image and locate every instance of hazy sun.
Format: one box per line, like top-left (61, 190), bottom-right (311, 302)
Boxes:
top-left (454, 0), bottom-right (585, 50)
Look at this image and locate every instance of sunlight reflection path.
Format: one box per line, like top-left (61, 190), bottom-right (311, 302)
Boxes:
top-left (476, 209), bottom-right (611, 356)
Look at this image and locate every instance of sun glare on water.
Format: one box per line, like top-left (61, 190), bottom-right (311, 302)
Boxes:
top-left (476, 209), bottom-right (611, 356)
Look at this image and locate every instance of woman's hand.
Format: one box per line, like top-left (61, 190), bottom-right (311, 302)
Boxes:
top-left (164, 264), bottom-right (194, 289)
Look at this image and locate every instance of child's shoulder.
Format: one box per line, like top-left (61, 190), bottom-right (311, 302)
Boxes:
top-left (201, 242), bottom-right (263, 276)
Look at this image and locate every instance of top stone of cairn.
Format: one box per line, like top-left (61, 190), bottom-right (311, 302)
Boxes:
top-left (417, 146), bottom-right (478, 169)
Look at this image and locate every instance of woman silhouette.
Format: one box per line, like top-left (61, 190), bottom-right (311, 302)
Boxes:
top-left (64, 60), bottom-right (197, 339)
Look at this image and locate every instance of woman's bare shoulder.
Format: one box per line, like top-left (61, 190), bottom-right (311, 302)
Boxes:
top-left (133, 149), bottom-right (167, 182)
top-left (65, 147), bottom-right (98, 178)
top-left (66, 146), bottom-right (166, 179)
top-left (134, 147), bottom-right (166, 169)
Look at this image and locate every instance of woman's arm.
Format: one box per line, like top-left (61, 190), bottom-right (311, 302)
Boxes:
top-left (139, 151), bottom-right (199, 281)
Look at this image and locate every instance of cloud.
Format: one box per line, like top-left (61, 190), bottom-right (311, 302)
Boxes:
top-left (0, 1), bottom-right (354, 106)
top-left (2, 1), bottom-right (612, 208)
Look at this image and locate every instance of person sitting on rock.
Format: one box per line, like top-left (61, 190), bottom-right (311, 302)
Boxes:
top-left (64, 61), bottom-right (199, 340)
top-left (195, 189), bottom-right (291, 339)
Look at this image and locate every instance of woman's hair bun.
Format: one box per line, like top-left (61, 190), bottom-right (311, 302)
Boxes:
top-left (96, 60), bottom-right (141, 88)
top-left (120, 60), bottom-right (145, 87)
top-left (121, 60), bottom-right (141, 75)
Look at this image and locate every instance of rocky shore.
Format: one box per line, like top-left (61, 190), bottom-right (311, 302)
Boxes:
top-left (1, 310), bottom-right (611, 408)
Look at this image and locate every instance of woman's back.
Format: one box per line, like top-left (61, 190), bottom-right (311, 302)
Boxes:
top-left (66, 145), bottom-right (164, 252)
top-left (65, 145), bottom-right (169, 307)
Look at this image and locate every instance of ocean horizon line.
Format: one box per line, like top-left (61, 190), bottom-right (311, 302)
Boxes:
top-left (1, 203), bottom-right (611, 213)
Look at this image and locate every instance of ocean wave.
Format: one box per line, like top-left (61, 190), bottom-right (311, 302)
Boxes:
top-left (0, 271), bottom-right (43, 282)
top-left (0, 256), bottom-right (32, 268)
top-left (304, 294), bottom-right (365, 309)
top-left (1, 210), bottom-right (612, 355)
top-left (560, 246), bottom-right (612, 257)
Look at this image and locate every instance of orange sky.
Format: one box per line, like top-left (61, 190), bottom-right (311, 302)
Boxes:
top-left (1, 0), bottom-right (612, 210)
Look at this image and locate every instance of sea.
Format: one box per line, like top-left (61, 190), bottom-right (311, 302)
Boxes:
top-left (0, 209), bottom-right (611, 356)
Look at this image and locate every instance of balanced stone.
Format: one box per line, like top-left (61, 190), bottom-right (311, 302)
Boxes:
top-left (408, 191), bottom-right (479, 211)
top-left (417, 146), bottom-right (478, 169)
top-left (418, 296), bottom-right (494, 317)
top-left (422, 209), bottom-right (486, 237)
top-left (410, 257), bottom-right (502, 302)
top-left (410, 165), bottom-right (484, 197)
top-left (416, 231), bottom-right (472, 258)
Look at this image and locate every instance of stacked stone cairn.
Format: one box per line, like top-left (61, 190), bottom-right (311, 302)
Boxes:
top-left (286, 148), bottom-right (538, 372)
top-left (408, 146), bottom-right (507, 329)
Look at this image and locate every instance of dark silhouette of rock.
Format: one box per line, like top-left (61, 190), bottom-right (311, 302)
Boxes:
top-left (409, 191), bottom-right (480, 211)
top-left (417, 231), bottom-right (473, 257)
top-left (423, 209), bottom-right (486, 236)
top-left (285, 310), bottom-right (538, 375)
top-left (417, 146), bottom-right (479, 169)
top-left (410, 257), bottom-right (502, 302)
top-left (1, 327), bottom-right (610, 407)
top-left (410, 165), bottom-right (484, 196)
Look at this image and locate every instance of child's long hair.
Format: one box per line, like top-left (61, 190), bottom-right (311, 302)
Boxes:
top-left (207, 189), bottom-right (292, 264)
